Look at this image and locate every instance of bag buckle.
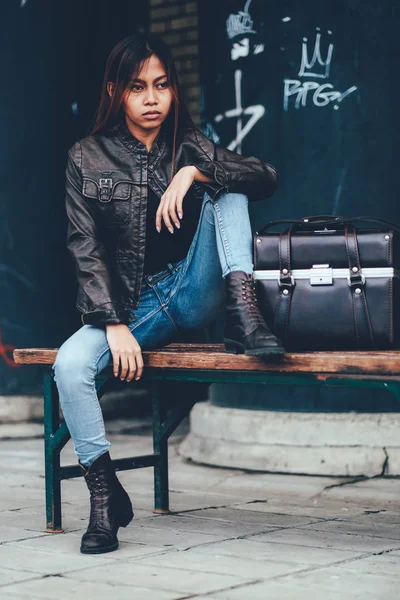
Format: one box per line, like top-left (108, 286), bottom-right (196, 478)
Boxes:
top-left (278, 271), bottom-right (295, 294)
top-left (347, 271), bottom-right (366, 288)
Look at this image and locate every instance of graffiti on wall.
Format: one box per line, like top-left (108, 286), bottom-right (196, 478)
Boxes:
top-left (208, 4), bottom-right (360, 151)
top-left (283, 29), bottom-right (358, 111)
top-left (0, 326), bottom-right (19, 369)
top-left (214, 69), bottom-right (265, 153)
top-left (213, 0), bottom-right (265, 153)
top-left (226, 0), bottom-right (265, 61)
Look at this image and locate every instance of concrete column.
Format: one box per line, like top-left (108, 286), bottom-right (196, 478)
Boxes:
top-left (180, 384), bottom-right (400, 477)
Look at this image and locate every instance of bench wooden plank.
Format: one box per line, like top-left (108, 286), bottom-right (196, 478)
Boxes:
top-left (13, 346), bottom-right (400, 376)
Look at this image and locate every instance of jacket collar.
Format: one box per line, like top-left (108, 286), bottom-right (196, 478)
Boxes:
top-left (112, 117), bottom-right (167, 160)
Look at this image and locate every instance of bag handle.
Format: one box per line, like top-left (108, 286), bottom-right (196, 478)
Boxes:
top-left (257, 215), bottom-right (400, 235)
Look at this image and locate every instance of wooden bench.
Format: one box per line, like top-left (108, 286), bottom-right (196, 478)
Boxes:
top-left (13, 344), bottom-right (400, 532)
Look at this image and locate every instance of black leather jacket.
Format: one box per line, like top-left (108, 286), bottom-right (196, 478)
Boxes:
top-left (65, 118), bottom-right (278, 327)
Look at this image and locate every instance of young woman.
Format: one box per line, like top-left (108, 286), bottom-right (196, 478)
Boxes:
top-left (52, 32), bottom-right (283, 555)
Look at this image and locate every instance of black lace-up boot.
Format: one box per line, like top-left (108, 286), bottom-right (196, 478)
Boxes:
top-left (80, 451), bottom-right (134, 554)
top-left (224, 271), bottom-right (286, 356)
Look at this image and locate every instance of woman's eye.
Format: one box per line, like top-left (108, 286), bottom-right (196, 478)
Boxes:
top-left (129, 81), bottom-right (168, 92)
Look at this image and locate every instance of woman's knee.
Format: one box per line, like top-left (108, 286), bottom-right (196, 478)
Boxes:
top-left (53, 340), bottom-right (95, 385)
top-left (203, 191), bottom-right (249, 217)
top-left (52, 326), bottom-right (109, 385)
top-left (214, 191), bottom-right (249, 217)
top-left (216, 190), bottom-right (248, 204)
top-left (52, 330), bottom-right (109, 384)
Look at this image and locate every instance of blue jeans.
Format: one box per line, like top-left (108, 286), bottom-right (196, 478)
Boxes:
top-left (52, 191), bottom-right (253, 466)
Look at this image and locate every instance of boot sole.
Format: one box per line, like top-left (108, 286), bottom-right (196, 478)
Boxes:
top-left (224, 338), bottom-right (285, 357)
top-left (245, 347), bottom-right (285, 357)
top-left (80, 541), bottom-right (119, 554)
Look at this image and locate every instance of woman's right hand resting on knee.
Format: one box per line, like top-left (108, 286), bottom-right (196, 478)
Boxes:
top-left (106, 324), bottom-right (144, 382)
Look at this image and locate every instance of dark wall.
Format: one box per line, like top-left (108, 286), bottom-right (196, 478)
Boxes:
top-left (199, 0), bottom-right (400, 412)
top-left (199, 0), bottom-right (400, 228)
top-left (1, 1), bottom-right (149, 394)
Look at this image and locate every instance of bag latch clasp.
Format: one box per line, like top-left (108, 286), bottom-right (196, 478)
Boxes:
top-left (310, 264), bottom-right (333, 285)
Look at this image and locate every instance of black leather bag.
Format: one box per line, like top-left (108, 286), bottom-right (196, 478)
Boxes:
top-left (253, 215), bottom-right (400, 350)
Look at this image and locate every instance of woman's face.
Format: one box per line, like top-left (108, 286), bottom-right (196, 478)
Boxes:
top-left (114, 54), bottom-right (173, 134)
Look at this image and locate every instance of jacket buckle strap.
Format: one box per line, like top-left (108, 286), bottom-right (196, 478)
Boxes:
top-left (99, 176), bottom-right (113, 202)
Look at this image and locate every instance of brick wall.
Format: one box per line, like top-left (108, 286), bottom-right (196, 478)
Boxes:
top-left (149, 0), bottom-right (201, 125)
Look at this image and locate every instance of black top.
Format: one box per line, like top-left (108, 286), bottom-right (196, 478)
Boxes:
top-left (143, 186), bottom-right (202, 277)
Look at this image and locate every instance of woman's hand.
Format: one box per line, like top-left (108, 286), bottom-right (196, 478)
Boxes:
top-left (106, 324), bottom-right (143, 382)
top-left (155, 165), bottom-right (197, 233)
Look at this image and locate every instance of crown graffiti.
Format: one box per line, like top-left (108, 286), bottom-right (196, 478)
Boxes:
top-left (226, 0), bottom-right (256, 40)
top-left (298, 33), bottom-right (334, 79)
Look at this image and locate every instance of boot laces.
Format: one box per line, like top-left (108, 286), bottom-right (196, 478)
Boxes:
top-left (86, 472), bottom-right (107, 495)
top-left (241, 278), bottom-right (265, 327)
top-left (85, 472), bottom-right (113, 532)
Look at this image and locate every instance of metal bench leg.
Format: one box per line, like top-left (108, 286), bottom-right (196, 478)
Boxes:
top-left (43, 369), bottom-right (63, 533)
top-left (385, 381), bottom-right (400, 406)
top-left (152, 380), bottom-right (170, 514)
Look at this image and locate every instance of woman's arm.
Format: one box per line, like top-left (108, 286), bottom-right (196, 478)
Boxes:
top-left (192, 168), bottom-right (214, 184)
top-left (65, 143), bottom-right (130, 327)
top-left (155, 129), bottom-right (278, 233)
top-left (186, 128), bottom-right (278, 202)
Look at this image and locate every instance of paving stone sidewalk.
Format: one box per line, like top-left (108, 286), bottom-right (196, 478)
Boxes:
top-left (0, 421), bottom-right (399, 599)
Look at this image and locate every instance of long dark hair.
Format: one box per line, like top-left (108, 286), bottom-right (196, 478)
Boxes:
top-left (90, 33), bottom-right (196, 182)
